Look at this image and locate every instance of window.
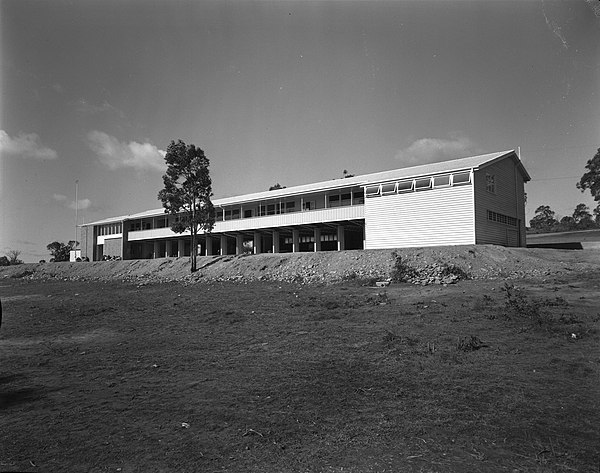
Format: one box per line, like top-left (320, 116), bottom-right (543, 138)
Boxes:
top-left (365, 185), bottom-right (380, 198)
top-left (381, 183), bottom-right (397, 195)
top-left (285, 201), bottom-right (296, 213)
top-left (353, 191), bottom-right (364, 204)
top-left (340, 193), bottom-right (351, 206)
top-left (433, 175), bottom-right (451, 187)
top-left (267, 204), bottom-right (276, 215)
top-left (303, 201), bottom-right (314, 211)
top-left (486, 174), bottom-right (495, 193)
top-left (397, 180), bottom-right (413, 193)
top-left (415, 177), bottom-right (432, 190)
top-left (329, 195), bottom-right (340, 207)
top-left (244, 209), bottom-right (253, 218)
top-left (487, 210), bottom-right (517, 226)
top-left (452, 172), bottom-right (471, 185)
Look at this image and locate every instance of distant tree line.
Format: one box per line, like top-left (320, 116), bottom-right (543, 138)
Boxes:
top-left (0, 249), bottom-right (24, 266)
top-left (529, 148), bottom-right (600, 233)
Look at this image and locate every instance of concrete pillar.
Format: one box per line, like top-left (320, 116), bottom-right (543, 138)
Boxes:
top-left (165, 240), bottom-right (172, 257)
top-left (292, 229), bottom-right (300, 253)
top-left (314, 228), bottom-right (321, 252)
top-left (254, 232), bottom-right (262, 254)
top-left (178, 239), bottom-right (185, 257)
top-left (220, 235), bottom-right (228, 255)
top-left (272, 230), bottom-right (280, 254)
top-left (236, 234), bottom-right (244, 255)
top-left (337, 225), bottom-right (345, 251)
top-left (205, 236), bottom-right (213, 256)
top-left (153, 241), bottom-right (160, 259)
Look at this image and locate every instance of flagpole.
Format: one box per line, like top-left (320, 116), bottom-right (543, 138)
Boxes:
top-left (75, 179), bottom-right (79, 248)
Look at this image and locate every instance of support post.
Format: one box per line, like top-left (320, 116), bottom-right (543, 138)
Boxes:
top-left (272, 230), bottom-right (280, 254)
top-left (292, 229), bottom-right (300, 253)
top-left (337, 225), bottom-right (345, 251)
top-left (178, 239), bottom-right (185, 257)
top-left (236, 234), bottom-right (244, 255)
top-left (153, 241), bottom-right (160, 259)
top-left (314, 228), bottom-right (321, 252)
top-left (205, 236), bottom-right (213, 256)
top-left (220, 235), bottom-right (228, 255)
top-left (254, 232), bottom-right (262, 254)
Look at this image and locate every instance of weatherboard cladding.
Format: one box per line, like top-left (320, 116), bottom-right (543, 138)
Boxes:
top-left (474, 157), bottom-right (526, 246)
top-left (364, 184), bottom-right (475, 249)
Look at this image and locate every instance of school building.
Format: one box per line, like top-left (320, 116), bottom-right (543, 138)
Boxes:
top-left (79, 150), bottom-right (530, 261)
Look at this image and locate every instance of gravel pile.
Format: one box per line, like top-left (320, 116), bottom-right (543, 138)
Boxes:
top-left (2, 245), bottom-right (598, 285)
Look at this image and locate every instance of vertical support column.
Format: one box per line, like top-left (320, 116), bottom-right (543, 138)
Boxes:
top-left (314, 228), bottom-right (321, 252)
top-left (178, 239), bottom-right (185, 257)
top-left (236, 234), bottom-right (244, 255)
top-left (337, 225), bottom-right (345, 251)
top-left (153, 241), bottom-right (160, 259)
top-left (272, 230), bottom-right (280, 254)
top-left (165, 240), bottom-right (172, 257)
top-left (220, 235), bottom-right (228, 255)
top-left (292, 229), bottom-right (300, 253)
top-left (205, 236), bottom-right (213, 256)
top-left (254, 232), bottom-right (262, 254)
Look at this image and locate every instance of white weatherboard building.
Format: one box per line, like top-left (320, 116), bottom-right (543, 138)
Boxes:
top-left (79, 150), bottom-right (530, 261)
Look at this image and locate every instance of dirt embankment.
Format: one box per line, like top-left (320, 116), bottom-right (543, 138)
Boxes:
top-left (1, 245), bottom-right (598, 284)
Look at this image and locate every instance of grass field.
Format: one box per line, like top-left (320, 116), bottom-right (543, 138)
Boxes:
top-left (1, 271), bottom-right (599, 472)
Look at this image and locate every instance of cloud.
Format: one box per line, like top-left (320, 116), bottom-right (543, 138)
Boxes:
top-left (0, 130), bottom-right (58, 160)
top-left (86, 131), bottom-right (166, 172)
top-left (75, 98), bottom-right (123, 116)
top-left (395, 134), bottom-right (476, 165)
top-left (52, 194), bottom-right (92, 210)
top-left (53, 194), bottom-right (92, 210)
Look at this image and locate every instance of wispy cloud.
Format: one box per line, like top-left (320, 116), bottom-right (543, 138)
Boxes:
top-left (395, 134), bottom-right (476, 165)
top-left (75, 98), bottom-right (121, 115)
top-left (0, 130), bottom-right (58, 160)
top-left (86, 131), bottom-right (165, 172)
top-left (53, 194), bottom-right (92, 210)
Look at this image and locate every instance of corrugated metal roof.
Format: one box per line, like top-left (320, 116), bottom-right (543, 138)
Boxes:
top-left (82, 149), bottom-right (529, 226)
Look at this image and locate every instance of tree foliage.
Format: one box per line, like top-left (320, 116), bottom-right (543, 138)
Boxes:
top-left (577, 148), bottom-right (600, 202)
top-left (6, 249), bottom-right (23, 265)
top-left (572, 203), bottom-right (594, 229)
top-left (529, 205), bottom-right (558, 231)
top-left (157, 140), bottom-right (215, 272)
top-left (0, 256), bottom-right (10, 266)
top-left (47, 241), bottom-right (77, 262)
top-left (269, 183), bottom-right (286, 191)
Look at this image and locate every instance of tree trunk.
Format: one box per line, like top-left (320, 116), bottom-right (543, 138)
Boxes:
top-left (190, 229), bottom-right (197, 272)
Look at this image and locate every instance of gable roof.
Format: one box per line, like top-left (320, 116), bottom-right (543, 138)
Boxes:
top-left (82, 149), bottom-right (530, 226)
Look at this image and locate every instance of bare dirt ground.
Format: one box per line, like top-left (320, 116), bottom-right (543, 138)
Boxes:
top-left (1, 246), bottom-right (599, 472)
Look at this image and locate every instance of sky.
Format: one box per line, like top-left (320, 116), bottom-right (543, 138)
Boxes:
top-left (1, 0), bottom-right (599, 262)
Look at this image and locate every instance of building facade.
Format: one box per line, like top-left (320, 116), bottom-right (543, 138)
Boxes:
top-left (79, 150), bottom-right (530, 261)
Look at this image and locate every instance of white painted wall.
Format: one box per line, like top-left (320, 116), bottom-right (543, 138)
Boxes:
top-left (364, 185), bottom-right (475, 249)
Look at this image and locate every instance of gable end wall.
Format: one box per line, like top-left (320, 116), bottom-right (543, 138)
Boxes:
top-left (474, 157), bottom-right (526, 246)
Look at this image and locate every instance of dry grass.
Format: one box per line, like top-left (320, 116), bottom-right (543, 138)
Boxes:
top-left (1, 272), bottom-right (599, 472)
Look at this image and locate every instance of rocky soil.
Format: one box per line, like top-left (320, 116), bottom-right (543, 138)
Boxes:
top-left (2, 245), bottom-right (599, 285)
